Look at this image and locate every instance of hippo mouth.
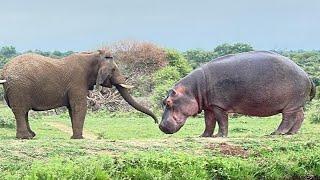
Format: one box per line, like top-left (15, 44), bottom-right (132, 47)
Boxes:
top-left (159, 115), bottom-right (186, 134)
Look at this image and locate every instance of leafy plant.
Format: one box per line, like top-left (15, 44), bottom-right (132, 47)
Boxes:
top-left (0, 115), bottom-right (15, 128)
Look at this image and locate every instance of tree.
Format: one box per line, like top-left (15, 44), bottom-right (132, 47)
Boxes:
top-left (183, 49), bottom-right (218, 68)
top-left (0, 55), bottom-right (10, 69)
top-left (214, 43), bottom-right (254, 57)
top-left (0, 46), bottom-right (17, 58)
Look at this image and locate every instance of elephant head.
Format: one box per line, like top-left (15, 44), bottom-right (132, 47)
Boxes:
top-left (94, 50), bottom-right (158, 123)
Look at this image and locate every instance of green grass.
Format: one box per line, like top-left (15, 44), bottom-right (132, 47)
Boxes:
top-left (0, 104), bottom-right (320, 179)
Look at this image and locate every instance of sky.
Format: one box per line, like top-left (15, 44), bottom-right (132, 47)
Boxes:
top-left (0, 0), bottom-right (320, 52)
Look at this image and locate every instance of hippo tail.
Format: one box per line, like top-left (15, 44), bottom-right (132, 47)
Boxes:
top-left (309, 77), bottom-right (316, 101)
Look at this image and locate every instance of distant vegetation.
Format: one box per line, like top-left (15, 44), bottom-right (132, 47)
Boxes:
top-left (0, 42), bottom-right (319, 111)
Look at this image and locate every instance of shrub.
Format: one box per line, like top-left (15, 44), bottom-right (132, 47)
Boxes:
top-left (307, 100), bottom-right (320, 124)
top-left (88, 40), bottom-right (167, 111)
top-left (166, 49), bottom-right (192, 77)
top-left (0, 115), bottom-right (15, 128)
top-left (152, 49), bottom-right (192, 108)
top-left (152, 66), bottom-right (180, 107)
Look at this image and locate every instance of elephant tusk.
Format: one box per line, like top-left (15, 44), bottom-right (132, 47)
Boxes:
top-left (119, 84), bottom-right (134, 89)
top-left (0, 80), bottom-right (6, 84)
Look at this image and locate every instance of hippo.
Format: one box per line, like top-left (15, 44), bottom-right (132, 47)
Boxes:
top-left (159, 51), bottom-right (316, 137)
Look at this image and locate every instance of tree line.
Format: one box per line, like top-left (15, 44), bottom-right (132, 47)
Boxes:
top-left (0, 42), bottom-right (319, 110)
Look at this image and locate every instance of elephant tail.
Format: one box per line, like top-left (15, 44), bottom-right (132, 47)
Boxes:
top-left (309, 77), bottom-right (316, 101)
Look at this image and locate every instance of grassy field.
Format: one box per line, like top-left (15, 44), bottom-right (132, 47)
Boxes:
top-left (0, 105), bottom-right (320, 180)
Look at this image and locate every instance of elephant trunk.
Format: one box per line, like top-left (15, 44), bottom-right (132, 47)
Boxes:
top-left (115, 85), bottom-right (158, 124)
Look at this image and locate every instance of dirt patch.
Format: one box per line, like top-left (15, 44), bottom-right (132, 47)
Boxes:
top-left (206, 142), bottom-right (249, 158)
top-left (46, 122), bottom-right (98, 140)
top-left (219, 142), bottom-right (249, 158)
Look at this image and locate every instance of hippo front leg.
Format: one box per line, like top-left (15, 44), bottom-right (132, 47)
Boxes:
top-left (200, 110), bottom-right (216, 137)
top-left (213, 107), bottom-right (228, 137)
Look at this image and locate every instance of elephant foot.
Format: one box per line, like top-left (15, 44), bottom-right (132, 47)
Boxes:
top-left (16, 131), bottom-right (34, 139)
top-left (200, 131), bottom-right (213, 137)
top-left (29, 130), bottom-right (36, 137)
top-left (71, 135), bottom-right (84, 139)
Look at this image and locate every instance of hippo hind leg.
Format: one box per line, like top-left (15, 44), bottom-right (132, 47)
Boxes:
top-left (213, 107), bottom-right (228, 137)
top-left (286, 109), bottom-right (304, 135)
top-left (271, 108), bottom-right (303, 135)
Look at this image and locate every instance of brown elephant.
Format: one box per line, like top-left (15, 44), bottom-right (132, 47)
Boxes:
top-left (0, 50), bottom-right (158, 139)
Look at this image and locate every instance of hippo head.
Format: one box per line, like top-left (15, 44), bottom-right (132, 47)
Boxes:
top-left (159, 85), bottom-right (199, 134)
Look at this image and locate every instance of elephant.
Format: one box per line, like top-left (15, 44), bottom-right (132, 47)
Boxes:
top-left (0, 49), bottom-right (158, 139)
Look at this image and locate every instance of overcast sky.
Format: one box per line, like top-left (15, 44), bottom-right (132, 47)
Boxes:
top-left (0, 0), bottom-right (319, 51)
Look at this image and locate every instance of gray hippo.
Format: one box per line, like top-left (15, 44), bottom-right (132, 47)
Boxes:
top-left (159, 51), bottom-right (316, 137)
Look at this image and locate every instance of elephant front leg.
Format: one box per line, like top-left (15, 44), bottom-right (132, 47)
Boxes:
top-left (213, 107), bottom-right (228, 137)
top-left (12, 109), bottom-right (34, 139)
top-left (200, 110), bottom-right (216, 137)
top-left (68, 95), bottom-right (87, 139)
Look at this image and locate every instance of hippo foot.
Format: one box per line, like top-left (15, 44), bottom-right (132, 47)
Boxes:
top-left (71, 135), bottom-right (84, 139)
top-left (270, 131), bottom-right (286, 136)
top-left (16, 131), bottom-right (34, 139)
top-left (200, 132), bottom-right (213, 137)
top-left (285, 131), bottom-right (298, 135)
top-left (213, 133), bottom-right (227, 138)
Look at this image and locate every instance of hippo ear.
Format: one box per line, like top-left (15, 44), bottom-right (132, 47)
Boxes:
top-left (171, 89), bottom-right (177, 96)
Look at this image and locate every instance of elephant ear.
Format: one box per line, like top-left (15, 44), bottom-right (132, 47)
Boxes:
top-left (96, 68), bottom-right (110, 87)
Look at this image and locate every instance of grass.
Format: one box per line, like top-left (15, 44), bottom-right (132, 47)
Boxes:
top-left (0, 103), bottom-right (320, 179)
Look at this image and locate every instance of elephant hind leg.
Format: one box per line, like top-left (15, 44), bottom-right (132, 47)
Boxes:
top-left (271, 108), bottom-right (303, 135)
top-left (13, 109), bottom-right (34, 139)
top-left (25, 112), bottom-right (36, 137)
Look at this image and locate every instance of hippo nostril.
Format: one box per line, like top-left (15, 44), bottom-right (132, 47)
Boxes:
top-left (159, 123), bottom-right (175, 134)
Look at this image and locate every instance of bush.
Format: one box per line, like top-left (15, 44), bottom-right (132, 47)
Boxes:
top-left (152, 49), bottom-right (192, 108)
top-left (307, 100), bottom-right (320, 124)
top-left (214, 43), bottom-right (254, 57)
top-left (87, 40), bottom-right (167, 111)
top-left (152, 66), bottom-right (181, 107)
top-left (166, 49), bottom-right (192, 77)
top-left (0, 55), bottom-right (10, 69)
top-left (0, 115), bottom-right (15, 128)
top-left (183, 49), bottom-right (218, 68)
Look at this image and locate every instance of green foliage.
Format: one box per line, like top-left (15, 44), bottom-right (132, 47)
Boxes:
top-left (0, 115), bottom-right (15, 128)
top-left (152, 66), bottom-right (180, 107)
top-left (165, 49), bottom-right (192, 77)
top-left (214, 43), bottom-right (254, 57)
top-left (152, 49), bottom-right (192, 107)
top-left (183, 49), bottom-right (218, 68)
top-left (307, 100), bottom-right (320, 124)
top-left (183, 43), bottom-right (254, 68)
top-left (0, 46), bottom-right (18, 58)
top-left (25, 49), bottom-right (74, 58)
top-left (0, 55), bottom-right (10, 69)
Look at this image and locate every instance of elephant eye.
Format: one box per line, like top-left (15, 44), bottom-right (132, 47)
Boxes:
top-left (105, 56), bottom-right (113, 59)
